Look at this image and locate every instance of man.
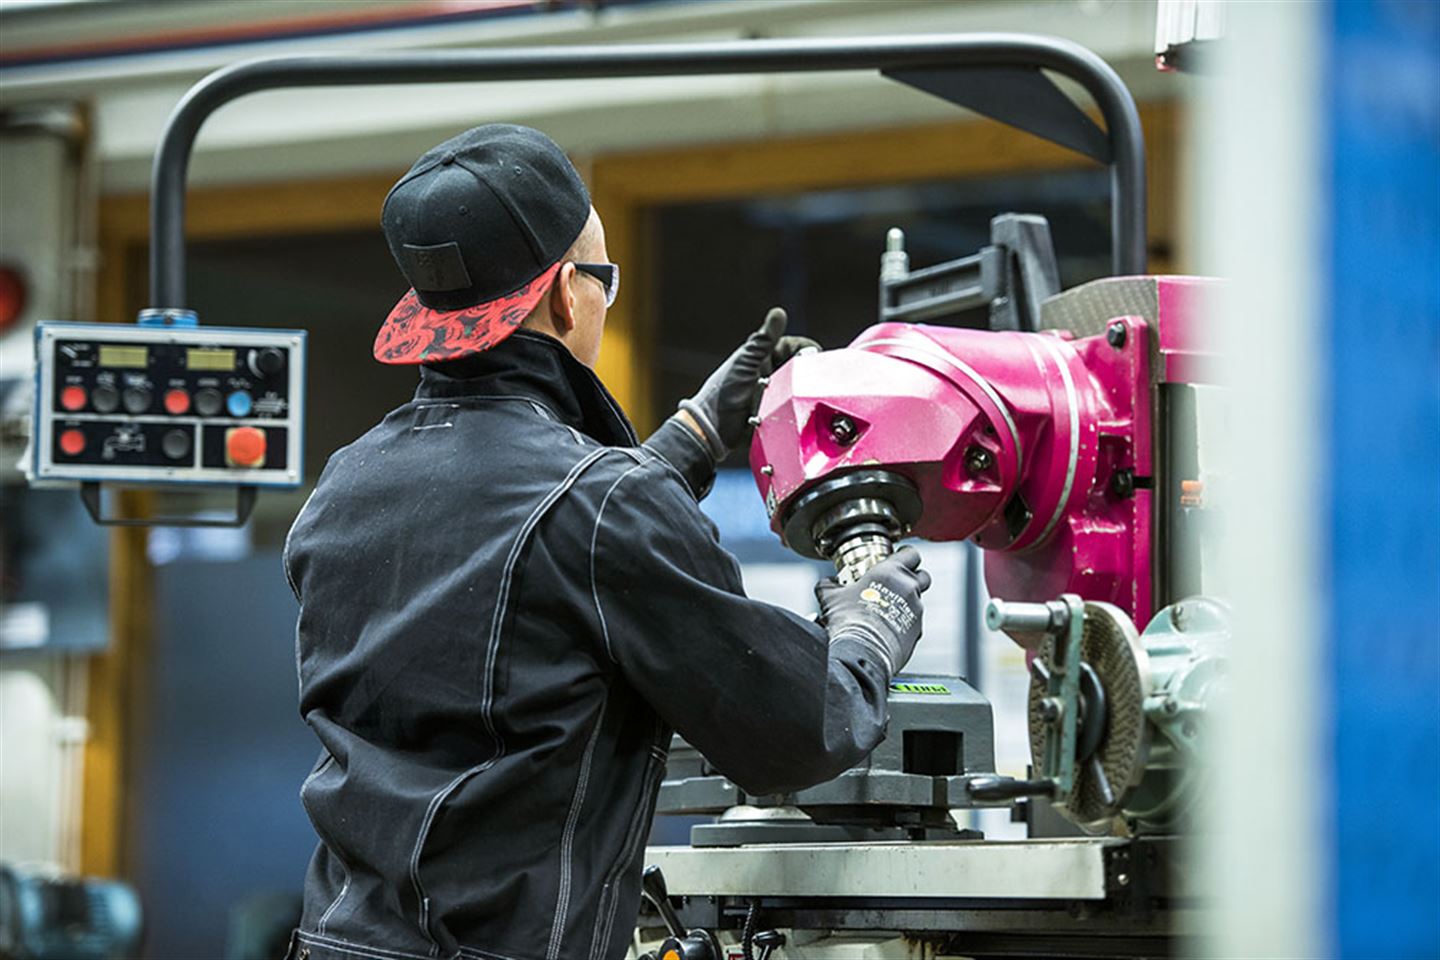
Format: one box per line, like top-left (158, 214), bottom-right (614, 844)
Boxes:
top-left (285, 124), bottom-right (931, 960)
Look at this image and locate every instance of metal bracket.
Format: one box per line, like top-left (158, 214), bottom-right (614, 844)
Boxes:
top-left (79, 481), bottom-right (257, 528)
top-left (1042, 594), bottom-right (1087, 798)
top-left (884, 65), bottom-right (1112, 163)
top-left (879, 213), bottom-right (1061, 331)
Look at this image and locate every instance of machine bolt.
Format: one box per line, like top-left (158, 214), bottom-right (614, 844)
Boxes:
top-left (1117, 872), bottom-right (1131, 887)
top-left (757, 376), bottom-right (770, 387)
top-left (1040, 697), bottom-right (1063, 723)
top-left (1162, 697), bottom-right (1180, 716)
top-left (964, 444), bottom-right (994, 475)
top-left (1106, 321), bottom-right (1127, 348)
top-left (1110, 467), bottom-right (1135, 498)
top-left (760, 465), bottom-right (774, 476)
top-left (747, 415), bottom-right (762, 427)
top-left (829, 414), bottom-right (859, 446)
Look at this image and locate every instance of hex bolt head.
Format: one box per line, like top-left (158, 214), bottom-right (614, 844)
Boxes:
top-left (829, 414), bottom-right (858, 446)
top-left (1107, 322), bottom-right (1127, 348)
top-left (964, 444), bottom-right (995, 475)
top-left (1040, 697), bottom-right (1063, 723)
top-left (1110, 467), bottom-right (1136, 498)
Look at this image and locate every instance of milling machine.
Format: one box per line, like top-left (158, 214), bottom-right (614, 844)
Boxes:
top-left (636, 88), bottom-right (1228, 960)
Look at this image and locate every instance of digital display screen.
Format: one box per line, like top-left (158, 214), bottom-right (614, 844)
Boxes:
top-left (98, 345), bottom-right (148, 368)
top-left (187, 348), bottom-right (236, 371)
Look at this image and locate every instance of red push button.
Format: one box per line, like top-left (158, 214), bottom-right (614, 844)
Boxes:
top-left (225, 426), bottom-right (266, 468)
top-left (164, 388), bottom-right (191, 415)
top-left (60, 385), bottom-right (87, 412)
top-left (59, 428), bottom-right (86, 456)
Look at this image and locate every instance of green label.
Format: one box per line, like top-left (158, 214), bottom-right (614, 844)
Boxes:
top-left (890, 681), bottom-right (950, 695)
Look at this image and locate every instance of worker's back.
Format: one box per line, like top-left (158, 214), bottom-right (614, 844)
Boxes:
top-left (285, 331), bottom-right (667, 960)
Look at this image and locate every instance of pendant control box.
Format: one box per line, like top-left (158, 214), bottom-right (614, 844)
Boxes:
top-left (32, 322), bottom-right (306, 488)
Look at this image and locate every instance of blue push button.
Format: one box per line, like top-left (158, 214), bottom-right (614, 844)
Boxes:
top-left (226, 390), bottom-right (253, 418)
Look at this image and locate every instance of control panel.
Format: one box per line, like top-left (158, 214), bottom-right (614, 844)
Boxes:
top-left (32, 322), bottom-right (305, 488)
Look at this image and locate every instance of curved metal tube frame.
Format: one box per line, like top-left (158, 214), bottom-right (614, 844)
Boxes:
top-left (149, 33), bottom-right (1146, 309)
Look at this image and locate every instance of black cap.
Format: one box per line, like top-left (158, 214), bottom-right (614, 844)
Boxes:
top-left (374, 124), bottom-right (591, 364)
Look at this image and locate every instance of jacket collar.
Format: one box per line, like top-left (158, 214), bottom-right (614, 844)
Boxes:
top-left (415, 329), bottom-right (638, 446)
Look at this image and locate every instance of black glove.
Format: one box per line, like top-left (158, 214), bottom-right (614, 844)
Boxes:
top-left (678, 307), bottom-right (819, 461)
top-left (815, 546), bottom-right (932, 678)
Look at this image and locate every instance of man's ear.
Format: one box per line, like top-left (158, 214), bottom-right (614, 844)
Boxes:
top-left (549, 262), bottom-right (578, 336)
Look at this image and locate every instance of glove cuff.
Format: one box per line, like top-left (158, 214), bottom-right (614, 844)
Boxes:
top-left (676, 398), bottom-right (729, 462)
top-left (828, 625), bottom-right (899, 678)
top-left (641, 415), bottom-right (716, 501)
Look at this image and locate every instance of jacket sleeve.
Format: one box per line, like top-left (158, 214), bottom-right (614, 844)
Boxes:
top-left (587, 454), bottom-right (892, 797)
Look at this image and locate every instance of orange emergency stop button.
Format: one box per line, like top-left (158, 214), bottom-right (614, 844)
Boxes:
top-left (225, 426), bottom-right (266, 468)
top-left (60, 385), bottom-right (87, 412)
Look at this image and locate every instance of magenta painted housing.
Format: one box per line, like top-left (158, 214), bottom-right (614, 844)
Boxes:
top-left (751, 317), bottom-right (1154, 627)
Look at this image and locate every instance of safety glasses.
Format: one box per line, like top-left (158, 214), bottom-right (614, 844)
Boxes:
top-left (572, 262), bottom-right (620, 307)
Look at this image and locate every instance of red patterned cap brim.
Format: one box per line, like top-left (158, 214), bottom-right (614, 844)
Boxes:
top-left (372, 261), bottom-right (563, 365)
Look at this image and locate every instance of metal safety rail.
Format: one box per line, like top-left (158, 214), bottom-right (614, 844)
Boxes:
top-left (146, 33), bottom-right (1147, 313)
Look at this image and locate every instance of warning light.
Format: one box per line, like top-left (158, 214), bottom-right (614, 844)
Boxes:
top-left (0, 264), bottom-right (26, 334)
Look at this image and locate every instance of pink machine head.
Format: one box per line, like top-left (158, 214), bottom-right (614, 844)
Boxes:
top-left (751, 273), bottom-right (1215, 635)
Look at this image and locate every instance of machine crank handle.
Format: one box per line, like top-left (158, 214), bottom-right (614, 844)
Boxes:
top-left (640, 865), bottom-right (686, 940)
top-left (967, 775), bottom-right (1057, 802)
top-left (641, 866), bottom-right (722, 960)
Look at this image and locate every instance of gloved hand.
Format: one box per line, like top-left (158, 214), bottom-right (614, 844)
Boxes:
top-left (678, 307), bottom-right (819, 461)
top-left (815, 546), bottom-right (932, 678)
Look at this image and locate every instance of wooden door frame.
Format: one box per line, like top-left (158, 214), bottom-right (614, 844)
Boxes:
top-left (83, 101), bottom-right (1175, 876)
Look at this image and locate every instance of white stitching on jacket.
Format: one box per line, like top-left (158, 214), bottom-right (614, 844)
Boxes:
top-left (544, 697), bottom-right (608, 960)
top-left (406, 448), bottom-right (611, 954)
top-left (298, 930), bottom-right (438, 960)
top-left (298, 753), bottom-right (351, 934)
top-left (456, 947), bottom-right (526, 960)
top-left (588, 460), bottom-right (651, 664)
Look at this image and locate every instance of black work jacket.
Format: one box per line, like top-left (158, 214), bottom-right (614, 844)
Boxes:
top-left (284, 330), bottom-right (891, 960)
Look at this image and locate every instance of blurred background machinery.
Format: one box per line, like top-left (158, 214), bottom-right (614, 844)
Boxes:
top-left (0, 864), bottom-right (141, 960)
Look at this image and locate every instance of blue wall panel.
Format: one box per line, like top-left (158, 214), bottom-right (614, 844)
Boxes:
top-left (134, 551), bottom-right (315, 959)
top-left (1325, 1), bottom-right (1440, 954)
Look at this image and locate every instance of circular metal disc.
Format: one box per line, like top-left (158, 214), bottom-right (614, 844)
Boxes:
top-left (781, 469), bottom-right (921, 558)
top-left (1028, 601), bottom-right (1150, 831)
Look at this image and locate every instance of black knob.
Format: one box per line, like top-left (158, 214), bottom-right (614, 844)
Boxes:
top-left (161, 429), bottom-right (192, 461)
top-left (194, 388), bottom-right (223, 417)
top-left (121, 387), bottom-right (151, 414)
top-left (250, 347), bottom-right (285, 378)
top-left (659, 934), bottom-right (719, 960)
top-left (91, 384), bottom-right (120, 414)
top-left (683, 932), bottom-right (721, 960)
top-left (755, 930), bottom-right (786, 960)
